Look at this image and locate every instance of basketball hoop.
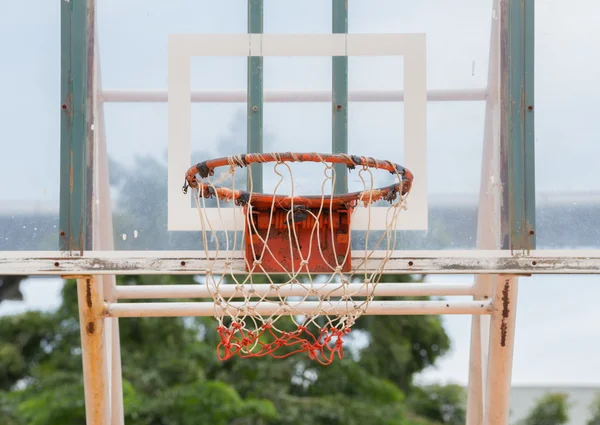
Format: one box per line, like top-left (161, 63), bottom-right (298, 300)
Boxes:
top-left (183, 152), bottom-right (413, 364)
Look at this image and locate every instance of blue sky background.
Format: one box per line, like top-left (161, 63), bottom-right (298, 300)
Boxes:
top-left (1, 0), bottom-right (600, 386)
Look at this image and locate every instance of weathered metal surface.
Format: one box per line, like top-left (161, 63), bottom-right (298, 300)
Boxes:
top-left (247, 0), bottom-right (263, 191)
top-left (59, 0), bottom-right (94, 253)
top-left (501, 0), bottom-right (536, 252)
top-left (185, 152), bottom-right (413, 197)
top-left (467, 3), bottom-right (503, 423)
top-left (523, 0), bottom-right (536, 249)
top-left (332, 0), bottom-right (349, 194)
top-left (2, 250), bottom-right (600, 275)
top-left (77, 276), bottom-right (109, 425)
top-left (245, 206), bottom-right (352, 272)
top-left (189, 180), bottom-right (404, 208)
top-left (484, 276), bottom-right (518, 425)
top-left (115, 282), bottom-right (476, 300)
top-left (106, 300), bottom-right (493, 318)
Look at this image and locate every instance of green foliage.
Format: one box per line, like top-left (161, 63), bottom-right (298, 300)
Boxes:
top-left (13, 372), bottom-right (86, 425)
top-left (271, 393), bottom-right (407, 425)
top-left (0, 344), bottom-right (26, 391)
top-left (0, 276), bottom-right (25, 303)
top-left (587, 392), bottom-right (600, 425)
top-left (0, 272), bottom-right (462, 425)
top-left (351, 275), bottom-right (451, 391)
top-left (125, 380), bottom-right (279, 425)
top-left (522, 393), bottom-right (570, 425)
top-left (407, 384), bottom-right (466, 425)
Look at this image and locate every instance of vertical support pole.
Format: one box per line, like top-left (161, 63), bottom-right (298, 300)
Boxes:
top-left (247, 0), bottom-right (264, 192)
top-left (484, 276), bottom-right (518, 425)
top-left (93, 28), bottom-right (124, 424)
top-left (467, 1), bottom-right (501, 424)
top-left (522, 0), bottom-right (535, 248)
top-left (466, 311), bottom-right (487, 425)
top-left (332, 0), bottom-right (348, 194)
top-left (60, 0), bottom-right (94, 253)
top-left (77, 277), bottom-right (110, 425)
top-left (501, 0), bottom-right (536, 251)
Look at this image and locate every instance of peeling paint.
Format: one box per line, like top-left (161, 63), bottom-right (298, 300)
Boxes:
top-left (86, 280), bottom-right (93, 307)
top-left (500, 278), bottom-right (510, 346)
top-left (2, 252), bottom-right (600, 275)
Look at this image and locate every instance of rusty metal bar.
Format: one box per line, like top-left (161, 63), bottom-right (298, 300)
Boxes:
top-left (484, 276), bottom-right (518, 425)
top-left (107, 300), bottom-right (493, 318)
top-left (77, 277), bottom-right (110, 425)
top-left (2, 250), bottom-right (600, 275)
top-left (115, 282), bottom-right (476, 300)
top-left (467, 1), bottom-right (502, 423)
top-left (59, 0), bottom-right (95, 253)
top-left (93, 35), bottom-right (125, 424)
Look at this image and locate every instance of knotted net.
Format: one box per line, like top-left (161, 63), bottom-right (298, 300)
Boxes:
top-left (183, 152), bottom-right (413, 365)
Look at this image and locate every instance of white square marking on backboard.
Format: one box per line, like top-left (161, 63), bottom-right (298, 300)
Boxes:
top-left (168, 33), bottom-right (427, 232)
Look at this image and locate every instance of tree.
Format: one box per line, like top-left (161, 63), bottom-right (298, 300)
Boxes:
top-left (0, 278), bottom-right (279, 425)
top-left (0, 276), bottom-right (25, 304)
top-left (521, 393), bottom-right (570, 425)
top-left (408, 384), bottom-right (466, 425)
top-left (0, 273), bottom-right (458, 425)
top-left (587, 392), bottom-right (600, 425)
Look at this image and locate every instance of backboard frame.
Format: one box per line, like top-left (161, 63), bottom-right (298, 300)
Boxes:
top-left (167, 33), bottom-right (427, 232)
top-left (6, 2), bottom-right (600, 425)
top-left (1, 249), bottom-right (600, 275)
top-left (52, 0), bottom-right (540, 262)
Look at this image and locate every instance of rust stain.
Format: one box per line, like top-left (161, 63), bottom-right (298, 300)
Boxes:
top-left (87, 321), bottom-right (95, 334)
top-left (86, 280), bottom-right (93, 308)
top-left (500, 279), bottom-right (510, 347)
top-left (69, 150), bottom-right (74, 192)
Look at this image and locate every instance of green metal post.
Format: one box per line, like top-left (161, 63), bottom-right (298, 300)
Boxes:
top-left (248, 0), bottom-right (264, 191)
top-left (523, 0), bottom-right (536, 250)
top-left (332, 0), bottom-right (348, 194)
top-left (60, 0), bottom-right (94, 253)
top-left (502, 0), bottom-right (536, 251)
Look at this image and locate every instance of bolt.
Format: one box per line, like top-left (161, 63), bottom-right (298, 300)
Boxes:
top-left (252, 105), bottom-right (258, 112)
top-left (527, 105), bottom-right (533, 111)
top-left (336, 104), bottom-right (342, 111)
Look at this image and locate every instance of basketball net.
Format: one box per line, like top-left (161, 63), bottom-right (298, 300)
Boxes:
top-left (187, 153), bottom-right (411, 365)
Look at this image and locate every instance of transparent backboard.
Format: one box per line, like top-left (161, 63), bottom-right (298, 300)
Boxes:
top-left (2, 0), bottom-right (599, 256)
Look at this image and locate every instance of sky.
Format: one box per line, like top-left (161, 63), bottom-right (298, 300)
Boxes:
top-left (2, 0), bottom-right (600, 203)
top-left (1, 0), bottom-right (600, 387)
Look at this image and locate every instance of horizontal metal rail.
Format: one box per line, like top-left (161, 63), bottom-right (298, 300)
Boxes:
top-left (115, 282), bottom-right (476, 300)
top-left (3, 250), bottom-right (600, 275)
top-left (106, 300), bottom-right (492, 317)
top-left (100, 88), bottom-right (487, 103)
